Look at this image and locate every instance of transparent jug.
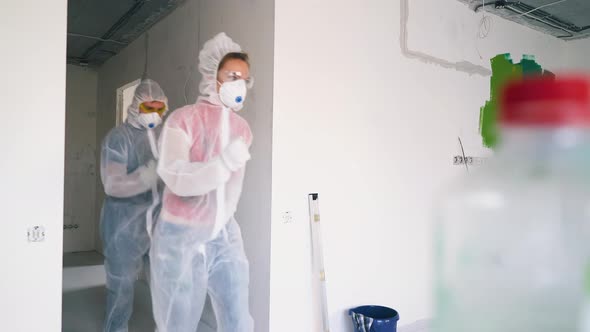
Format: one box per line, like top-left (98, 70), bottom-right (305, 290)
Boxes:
top-left (434, 76), bottom-right (590, 332)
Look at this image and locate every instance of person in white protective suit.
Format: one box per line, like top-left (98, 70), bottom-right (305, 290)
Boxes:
top-left (99, 79), bottom-right (168, 332)
top-left (150, 32), bottom-right (255, 332)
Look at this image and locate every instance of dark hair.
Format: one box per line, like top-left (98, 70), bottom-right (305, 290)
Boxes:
top-left (218, 52), bottom-right (250, 72)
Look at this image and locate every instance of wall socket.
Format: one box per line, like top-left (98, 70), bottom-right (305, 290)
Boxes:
top-left (282, 211), bottom-right (294, 224)
top-left (453, 155), bottom-right (487, 166)
top-left (27, 226), bottom-right (45, 242)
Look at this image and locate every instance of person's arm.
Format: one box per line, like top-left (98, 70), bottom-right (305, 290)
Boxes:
top-left (101, 131), bottom-right (156, 198)
top-left (157, 125), bottom-right (234, 197)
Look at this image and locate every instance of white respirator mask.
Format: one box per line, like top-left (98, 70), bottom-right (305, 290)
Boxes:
top-left (137, 112), bottom-right (162, 129)
top-left (218, 79), bottom-right (247, 111)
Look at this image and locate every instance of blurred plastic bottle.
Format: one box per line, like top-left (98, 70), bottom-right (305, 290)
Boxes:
top-left (434, 76), bottom-right (590, 332)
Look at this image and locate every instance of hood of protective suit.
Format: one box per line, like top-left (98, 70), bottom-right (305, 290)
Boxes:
top-left (127, 79), bottom-right (169, 129)
top-left (197, 32), bottom-right (242, 106)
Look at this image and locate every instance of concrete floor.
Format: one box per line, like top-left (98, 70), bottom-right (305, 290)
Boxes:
top-left (62, 252), bottom-right (429, 332)
top-left (62, 251), bottom-right (216, 332)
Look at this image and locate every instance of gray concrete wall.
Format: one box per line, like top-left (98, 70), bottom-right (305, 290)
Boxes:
top-left (64, 65), bottom-right (98, 253)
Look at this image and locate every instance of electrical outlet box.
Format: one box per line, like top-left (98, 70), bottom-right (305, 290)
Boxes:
top-left (282, 211), bottom-right (294, 224)
top-left (28, 226), bottom-right (45, 242)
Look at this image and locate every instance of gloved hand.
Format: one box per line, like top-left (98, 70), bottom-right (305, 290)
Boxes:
top-left (221, 138), bottom-right (251, 171)
top-left (139, 160), bottom-right (159, 188)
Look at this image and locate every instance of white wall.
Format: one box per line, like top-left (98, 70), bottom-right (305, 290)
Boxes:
top-left (96, 0), bottom-right (274, 330)
top-left (0, 0), bottom-right (67, 331)
top-left (270, 0), bottom-right (572, 331)
top-left (565, 39), bottom-right (590, 70)
top-left (64, 65), bottom-right (98, 253)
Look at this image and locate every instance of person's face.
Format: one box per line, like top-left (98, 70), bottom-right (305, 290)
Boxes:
top-left (139, 100), bottom-right (166, 118)
top-left (216, 58), bottom-right (250, 93)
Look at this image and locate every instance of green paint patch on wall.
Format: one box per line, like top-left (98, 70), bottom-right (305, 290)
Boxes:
top-left (479, 54), bottom-right (553, 149)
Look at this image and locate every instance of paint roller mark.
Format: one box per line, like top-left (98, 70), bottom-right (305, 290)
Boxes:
top-left (479, 54), bottom-right (553, 149)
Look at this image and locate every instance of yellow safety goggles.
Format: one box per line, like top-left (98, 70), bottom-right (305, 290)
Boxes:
top-left (139, 102), bottom-right (166, 114)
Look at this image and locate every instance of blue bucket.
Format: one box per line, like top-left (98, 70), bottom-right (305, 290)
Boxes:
top-left (349, 305), bottom-right (399, 332)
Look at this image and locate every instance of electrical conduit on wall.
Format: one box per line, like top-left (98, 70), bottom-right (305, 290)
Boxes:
top-left (400, 0), bottom-right (492, 77)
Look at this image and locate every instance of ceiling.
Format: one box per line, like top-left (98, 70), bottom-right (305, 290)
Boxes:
top-left (67, 0), bottom-right (589, 67)
top-left (458, 0), bottom-right (590, 40)
top-left (67, 0), bottom-right (186, 67)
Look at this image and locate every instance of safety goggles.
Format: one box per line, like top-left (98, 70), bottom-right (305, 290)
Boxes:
top-left (219, 71), bottom-right (254, 89)
top-left (139, 102), bottom-right (166, 114)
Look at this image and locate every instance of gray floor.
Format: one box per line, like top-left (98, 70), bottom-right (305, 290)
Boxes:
top-left (62, 251), bottom-right (216, 332)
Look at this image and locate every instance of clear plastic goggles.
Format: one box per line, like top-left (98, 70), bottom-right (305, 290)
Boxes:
top-left (219, 71), bottom-right (254, 89)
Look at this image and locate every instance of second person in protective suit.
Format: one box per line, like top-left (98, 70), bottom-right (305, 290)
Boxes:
top-left (99, 79), bottom-right (168, 332)
top-left (150, 32), bottom-right (255, 332)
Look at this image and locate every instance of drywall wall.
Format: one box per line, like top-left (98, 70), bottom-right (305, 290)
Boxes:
top-left (0, 0), bottom-right (67, 331)
top-left (64, 65), bottom-right (98, 253)
top-left (95, 0), bottom-right (274, 329)
top-left (565, 39), bottom-right (590, 70)
top-left (270, 0), bottom-right (572, 331)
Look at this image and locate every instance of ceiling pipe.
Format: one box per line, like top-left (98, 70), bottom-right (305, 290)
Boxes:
top-left (80, 0), bottom-right (148, 61)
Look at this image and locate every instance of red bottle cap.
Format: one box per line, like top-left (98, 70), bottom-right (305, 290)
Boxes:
top-left (501, 76), bottom-right (590, 127)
